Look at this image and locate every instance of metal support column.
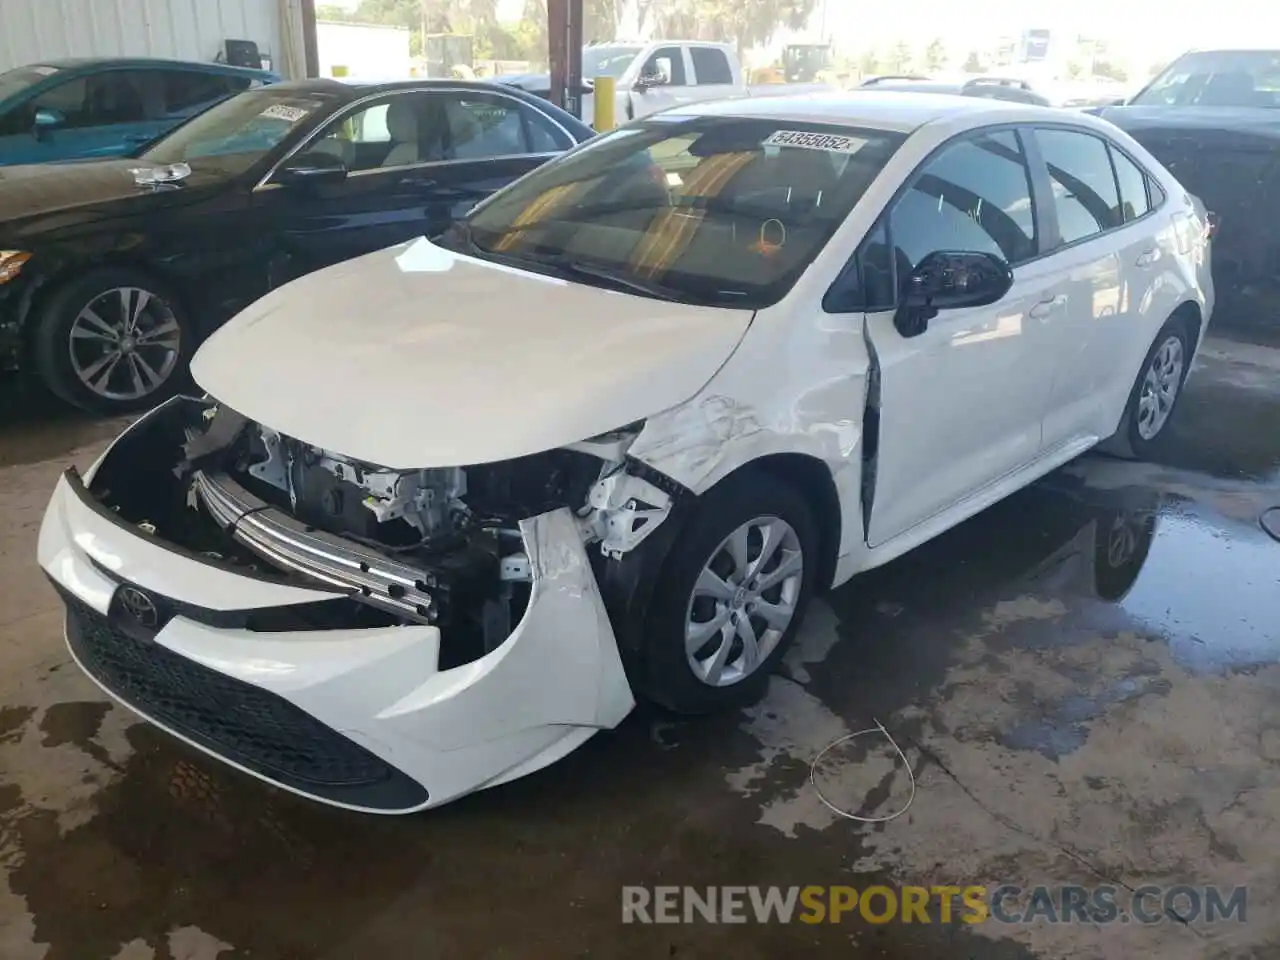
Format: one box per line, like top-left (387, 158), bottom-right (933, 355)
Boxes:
top-left (299, 0), bottom-right (320, 78)
top-left (547, 0), bottom-right (584, 118)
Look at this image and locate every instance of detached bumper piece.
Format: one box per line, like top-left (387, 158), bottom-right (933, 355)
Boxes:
top-left (58, 584), bottom-right (429, 811)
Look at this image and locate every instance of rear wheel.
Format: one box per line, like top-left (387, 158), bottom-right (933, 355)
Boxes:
top-left (638, 470), bottom-right (818, 714)
top-left (1104, 317), bottom-right (1192, 460)
top-left (33, 267), bottom-right (192, 414)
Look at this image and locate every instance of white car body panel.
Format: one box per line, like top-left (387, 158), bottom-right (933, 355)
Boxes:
top-left (191, 238), bottom-right (750, 469)
top-left (39, 93), bottom-right (1213, 812)
top-left (41, 484), bottom-right (634, 813)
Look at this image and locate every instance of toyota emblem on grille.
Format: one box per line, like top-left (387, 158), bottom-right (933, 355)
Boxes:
top-left (117, 586), bottom-right (159, 629)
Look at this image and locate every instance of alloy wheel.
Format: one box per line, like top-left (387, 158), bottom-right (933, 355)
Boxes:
top-left (684, 516), bottom-right (804, 687)
top-left (1135, 335), bottom-right (1184, 441)
top-left (68, 286), bottom-right (182, 401)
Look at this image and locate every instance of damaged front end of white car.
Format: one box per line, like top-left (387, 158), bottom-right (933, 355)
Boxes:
top-left (37, 395), bottom-right (695, 812)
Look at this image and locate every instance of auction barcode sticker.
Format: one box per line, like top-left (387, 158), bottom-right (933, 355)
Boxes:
top-left (762, 130), bottom-right (866, 153)
top-left (259, 104), bottom-right (311, 123)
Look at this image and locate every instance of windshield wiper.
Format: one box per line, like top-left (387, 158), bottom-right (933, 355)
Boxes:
top-left (548, 258), bottom-right (686, 302)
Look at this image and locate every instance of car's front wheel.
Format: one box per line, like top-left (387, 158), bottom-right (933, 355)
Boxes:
top-left (33, 267), bottom-right (192, 414)
top-left (639, 469), bottom-right (818, 714)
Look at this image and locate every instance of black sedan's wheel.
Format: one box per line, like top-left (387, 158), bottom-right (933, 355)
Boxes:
top-left (638, 469), bottom-right (818, 715)
top-left (33, 267), bottom-right (192, 414)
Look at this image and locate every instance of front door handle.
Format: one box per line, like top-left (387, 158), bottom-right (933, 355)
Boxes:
top-left (1135, 248), bottom-right (1160, 267)
top-left (1028, 294), bottom-right (1066, 319)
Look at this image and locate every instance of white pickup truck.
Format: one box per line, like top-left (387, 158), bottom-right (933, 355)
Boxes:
top-left (499, 41), bottom-right (835, 128)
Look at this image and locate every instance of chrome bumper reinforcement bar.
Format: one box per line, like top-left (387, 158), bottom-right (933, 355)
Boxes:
top-left (193, 470), bottom-right (436, 622)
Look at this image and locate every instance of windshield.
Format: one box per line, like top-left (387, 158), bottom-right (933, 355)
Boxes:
top-left (454, 117), bottom-right (905, 309)
top-left (582, 46), bottom-right (644, 79)
top-left (1130, 50), bottom-right (1280, 107)
top-left (0, 65), bottom-right (58, 102)
top-left (142, 87), bottom-right (339, 174)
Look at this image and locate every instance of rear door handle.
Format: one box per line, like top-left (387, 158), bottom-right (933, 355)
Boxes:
top-left (1136, 248), bottom-right (1160, 267)
top-left (1028, 294), bottom-right (1066, 319)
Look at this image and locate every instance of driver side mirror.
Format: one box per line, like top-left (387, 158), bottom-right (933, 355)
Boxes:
top-left (275, 152), bottom-right (349, 187)
top-left (895, 250), bottom-right (1013, 337)
top-left (32, 107), bottom-right (65, 138)
top-left (634, 71), bottom-right (667, 91)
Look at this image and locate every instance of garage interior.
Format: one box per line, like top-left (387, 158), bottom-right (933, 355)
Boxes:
top-left (3, 3), bottom-right (1280, 960)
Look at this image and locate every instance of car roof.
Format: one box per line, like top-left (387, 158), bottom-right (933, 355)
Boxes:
top-left (25, 56), bottom-right (275, 78)
top-left (662, 90), bottom-right (1043, 133)
top-left (266, 76), bottom-right (570, 98)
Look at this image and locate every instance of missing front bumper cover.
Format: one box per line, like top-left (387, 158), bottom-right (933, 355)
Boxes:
top-left (194, 470), bottom-right (437, 622)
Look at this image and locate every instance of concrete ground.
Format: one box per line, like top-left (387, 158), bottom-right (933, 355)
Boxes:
top-left (2, 332), bottom-right (1279, 960)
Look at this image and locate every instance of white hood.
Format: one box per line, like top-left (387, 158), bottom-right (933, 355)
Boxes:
top-left (190, 239), bottom-right (752, 469)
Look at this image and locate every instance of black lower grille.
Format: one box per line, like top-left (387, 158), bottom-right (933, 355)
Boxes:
top-left (60, 588), bottom-right (429, 811)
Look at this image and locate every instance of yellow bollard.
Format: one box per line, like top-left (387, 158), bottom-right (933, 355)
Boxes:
top-left (593, 76), bottom-right (616, 131)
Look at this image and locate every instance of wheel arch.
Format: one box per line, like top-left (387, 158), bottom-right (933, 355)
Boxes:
top-left (1169, 299), bottom-right (1202, 351)
top-left (20, 253), bottom-right (191, 358)
top-left (707, 453), bottom-right (843, 592)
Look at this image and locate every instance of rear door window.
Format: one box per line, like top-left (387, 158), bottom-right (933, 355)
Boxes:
top-left (691, 47), bottom-right (734, 85)
top-left (163, 71), bottom-right (243, 117)
top-left (1035, 127), bottom-right (1121, 245)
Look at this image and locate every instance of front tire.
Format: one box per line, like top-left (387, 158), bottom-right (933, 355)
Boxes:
top-left (1104, 317), bottom-right (1192, 460)
top-left (638, 469), bottom-right (818, 715)
top-left (32, 267), bottom-right (193, 414)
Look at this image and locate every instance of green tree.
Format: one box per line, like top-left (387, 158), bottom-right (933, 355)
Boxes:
top-left (961, 50), bottom-right (984, 73)
top-left (1093, 58), bottom-right (1128, 82)
top-left (923, 38), bottom-right (947, 72)
top-left (857, 47), bottom-right (881, 77)
top-left (886, 40), bottom-right (913, 73)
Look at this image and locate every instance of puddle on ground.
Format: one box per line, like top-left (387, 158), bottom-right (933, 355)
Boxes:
top-left (1119, 504), bottom-right (1280, 671)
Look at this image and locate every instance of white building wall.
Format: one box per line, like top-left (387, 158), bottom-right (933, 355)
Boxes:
top-left (0, 0), bottom-right (285, 73)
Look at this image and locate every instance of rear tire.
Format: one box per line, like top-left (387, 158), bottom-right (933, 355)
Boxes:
top-left (32, 267), bottom-right (193, 415)
top-left (637, 469), bottom-right (818, 715)
top-left (1102, 316), bottom-right (1192, 461)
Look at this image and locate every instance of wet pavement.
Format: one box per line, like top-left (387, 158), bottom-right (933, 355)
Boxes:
top-left (2, 335), bottom-right (1280, 960)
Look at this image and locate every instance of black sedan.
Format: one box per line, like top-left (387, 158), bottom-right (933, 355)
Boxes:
top-left (0, 78), bottom-right (594, 413)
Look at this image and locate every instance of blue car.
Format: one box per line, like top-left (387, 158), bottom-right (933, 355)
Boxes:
top-left (0, 57), bottom-right (278, 165)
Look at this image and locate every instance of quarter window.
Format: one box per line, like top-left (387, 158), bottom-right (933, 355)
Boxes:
top-left (1110, 146), bottom-right (1151, 222)
top-left (889, 130), bottom-right (1038, 272)
top-left (1036, 128), bottom-right (1121, 244)
top-left (691, 47), bottom-right (734, 85)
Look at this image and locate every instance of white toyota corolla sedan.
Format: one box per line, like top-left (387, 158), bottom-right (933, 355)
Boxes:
top-left (38, 92), bottom-right (1212, 813)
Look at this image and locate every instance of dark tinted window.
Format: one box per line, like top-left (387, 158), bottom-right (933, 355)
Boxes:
top-left (29, 70), bottom-right (150, 129)
top-left (643, 47), bottom-right (687, 85)
top-left (164, 71), bottom-right (239, 116)
top-left (890, 130), bottom-right (1037, 271)
top-left (1036, 128), bottom-right (1121, 244)
top-left (1110, 147), bottom-right (1151, 222)
top-left (443, 92), bottom-right (538, 159)
top-left (691, 47), bottom-right (734, 85)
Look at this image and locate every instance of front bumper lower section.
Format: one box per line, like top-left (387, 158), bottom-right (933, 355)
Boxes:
top-left (38, 446), bottom-right (635, 813)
